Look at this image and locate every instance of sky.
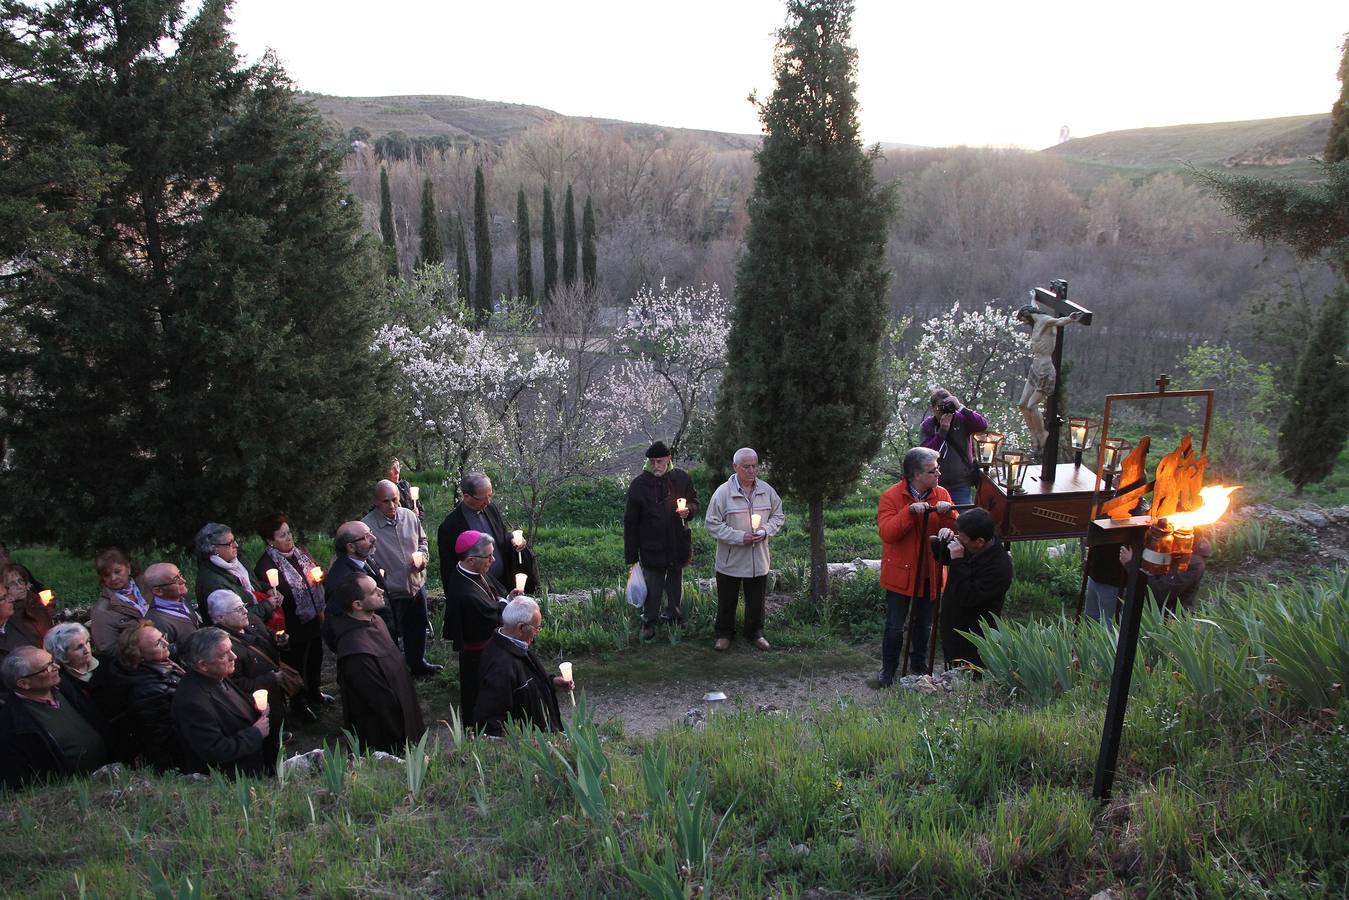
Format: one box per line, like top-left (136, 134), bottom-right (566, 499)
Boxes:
top-left (221, 0), bottom-right (1346, 150)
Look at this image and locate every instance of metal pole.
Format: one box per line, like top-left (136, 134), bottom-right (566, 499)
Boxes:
top-left (1092, 527), bottom-right (1148, 801)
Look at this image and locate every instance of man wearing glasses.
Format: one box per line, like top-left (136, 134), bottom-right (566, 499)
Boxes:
top-left (322, 520), bottom-right (395, 651)
top-left (144, 563), bottom-right (201, 660)
top-left (437, 472), bottom-right (538, 600)
top-left (0, 646), bottom-right (110, 788)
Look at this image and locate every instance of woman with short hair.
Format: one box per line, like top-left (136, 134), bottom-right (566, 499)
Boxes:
top-left (193, 522), bottom-right (280, 625)
top-left (46, 622), bottom-right (130, 761)
top-left (1, 562), bottom-right (54, 648)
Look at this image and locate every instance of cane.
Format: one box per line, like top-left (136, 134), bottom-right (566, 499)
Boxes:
top-left (899, 506), bottom-right (932, 678)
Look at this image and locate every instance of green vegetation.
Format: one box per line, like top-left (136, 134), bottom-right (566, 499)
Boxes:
top-left (418, 176), bottom-right (442, 267)
top-left (541, 185), bottom-right (558, 302)
top-left (582, 195), bottom-right (597, 292)
top-left (516, 187), bottom-right (534, 303)
top-left (380, 165), bottom-right (398, 278)
top-left (562, 184), bottom-right (578, 290)
top-left (472, 165), bottom-right (493, 321)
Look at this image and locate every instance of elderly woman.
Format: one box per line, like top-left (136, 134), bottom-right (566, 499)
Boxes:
top-left (45, 622), bottom-right (130, 761)
top-left (1, 563), bottom-right (54, 649)
top-left (114, 620), bottom-right (186, 772)
top-left (252, 513), bottom-right (326, 718)
top-left (206, 590), bottom-right (296, 751)
top-left (193, 522), bottom-right (280, 625)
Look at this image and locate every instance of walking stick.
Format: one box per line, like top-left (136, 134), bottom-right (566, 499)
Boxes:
top-left (899, 506), bottom-right (932, 678)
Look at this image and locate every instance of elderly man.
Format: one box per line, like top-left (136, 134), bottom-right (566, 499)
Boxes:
top-left (704, 447), bottom-right (784, 652)
top-left (207, 590), bottom-right (299, 737)
top-left (919, 389), bottom-right (989, 508)
top-left (171, 628), bottom-right (272, 777)
top-left (328, 575), bottom-right (425, 753)
top-left (363, 479), bottom-right (438, 676)
top-left (475, 597), bottom-right (572, 737)
top-left (322, 520), bottom-right (394, 651)
top-left (0, 646), bottom-right (110, 788)
top-left (624, 440), bottom-right (698, 641)
top-left (442, 531), bottom-right (523, 729)
top-left (144, 562), bottom-right (201, 660)
top-left (934, 508), bottom-right (1014, 672)
top-left (438, 472), bottom-right (537, 596)
top-left (875, 447), bottom-right (958, 685)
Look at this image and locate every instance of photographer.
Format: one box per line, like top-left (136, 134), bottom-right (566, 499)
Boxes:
top-left (934, 508), bottom-right (1013, 673)
top-left (919, 389), bottom-right (988, 507)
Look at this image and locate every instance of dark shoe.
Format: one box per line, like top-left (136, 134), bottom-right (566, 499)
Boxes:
top-left (641, 625), bottom-right (656, 641)
top-left (752, 636), bottom-right (771, 651)
top-left (318, 692), bottom-right (336, 705)
top-left (867, 674), bottom-right (893, 690)
top-left (411, 662), bottom-right (444, 677)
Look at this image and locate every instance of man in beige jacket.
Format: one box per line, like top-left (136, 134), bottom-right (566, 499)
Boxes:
top-left (704, 448), bottom-right (785, 651)
top-left (362, 480), bottom-right (438, 676)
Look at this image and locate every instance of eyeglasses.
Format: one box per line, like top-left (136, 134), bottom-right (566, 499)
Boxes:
top-left (921, 467), bottom-right (940, 475)
top-left (19, 659), bottom-right (59, 679)
top-left (214, 539), bottom-right (239, 548)
top-left (152, 574), bottom-right (186, 588)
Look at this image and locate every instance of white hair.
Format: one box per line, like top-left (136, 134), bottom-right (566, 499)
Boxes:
top-left (502, 596), bottom-right (540, 627)
top-left (43, 622), bottom-right (90, 664)
top-left (733, 447), bottom-right (758, 466)
top-left (207, 589), bottom-right (246, 620)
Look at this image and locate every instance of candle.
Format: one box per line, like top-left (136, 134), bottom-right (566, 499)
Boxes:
top-left (512, 529), bottom-right (524, 546)
top-left (559, 661), bottom-right (573, 682)
top-left (515, 572), bottom-right (528, 592)
top-left (1070, 424), bottom-right (1087, 448)
top-left (252, 689), bottom-right (268, 712)
top-left (676, 498), bottom-right (687, 511)
top-left (409, 485), bottom-right (420, 503)
top-left (979, 442), bottom-right (995, 464)
top-left (411, 551), bottom-right (424, 568)
top-left (276, 630), bottom-right (286, 639)
top-left (751, 513), bottom-right (762, 531)
top-left (265, 568), bottom-right (279, 588)
top-left (308, 566), bottom-right (324, 583)
top-left (37, 589), bottom-right (54, 607)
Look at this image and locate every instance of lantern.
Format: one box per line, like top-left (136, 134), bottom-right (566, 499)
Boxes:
top-left (973, 431), bottom-right (1004, 468)
top-left (1000, 450), bottom-right (1029, 494)
top-left (1068, 416), bottom-right (1099, 467)
top-left (1101, 437), bottom-right (1131, 473)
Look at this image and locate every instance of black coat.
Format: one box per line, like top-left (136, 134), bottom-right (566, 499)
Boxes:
top-left (57, 666), bottom-right (131, 763)
top-left (171, 671), bottom-right (270, 777)
top-left (623, 468), bottom-right (697, 568)
top-left (441, 565), bottom-right (506, 650)
top-left (330, 613), bottom-right (425, 753)
top-left (939, 537), bottom-right (1014, 669)
top-left (253, 549), bottom-right (323, 645)
top-left (474, 631), bottom-right (563, 737)
top-left (437, 502), bottom-right (539, 595)
top-left (117, 659), bottom-right (187, 772)
top-left (0, 689), bottom-right (111, 789)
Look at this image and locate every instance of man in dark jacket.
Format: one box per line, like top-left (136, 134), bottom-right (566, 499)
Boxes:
top-left (623, 441), bottom-right (698, 640)
top-left (322, 521), bottom-right (394, 651)
top-left (0, 646), bottom-right (110, 789)
top-left (329, 575), bottom-right (425, 753)
top-left (171, 627), bottom-right (272, 778)
top-left (442, 531), bottom-right (522, 730)
top-left (437, 472), bottom-right (539, 596)
top-left (936, 508), bottom-right (1014, 672)
top-left (475, 597), bottom-right (572, 737)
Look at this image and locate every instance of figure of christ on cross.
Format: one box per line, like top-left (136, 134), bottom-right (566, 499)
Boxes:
top-left (1014, 281), bottom-right (1091, 463)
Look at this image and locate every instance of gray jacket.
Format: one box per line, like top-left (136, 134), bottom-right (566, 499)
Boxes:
top-left (704, 474), bottom-right (785, 578)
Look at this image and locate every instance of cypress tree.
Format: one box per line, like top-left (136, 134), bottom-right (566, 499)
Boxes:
top-left (1326, 33), bottom-right (1349, 163)
top-left (472, 165), bottom-right (493, 322)
top-left (582, 196), bottom-right (597, 293)
top-left (379, 165), bottom-right (399, 278)
top-left (542, 187), bottom-right (558, 302)
top-left (418, 176), bottom-right (443, 266)
top-left (516, 187), bottom-right (534, 304)
top-left (716, 0), bottom-right (894, 603)
top-left (454, 213), bottom-right (471, 304)
top-left (0, 0), bottom-right (395, 551)
top-left (562, 184), bottom-right (578, 288)
top-left (1278, 285), bottom-right (1349, 492)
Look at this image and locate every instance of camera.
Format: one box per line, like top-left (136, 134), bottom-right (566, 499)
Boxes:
top-left (938, 398), bottom-right (959, 415)
top-left (929, 534), bottom-right (954, 565)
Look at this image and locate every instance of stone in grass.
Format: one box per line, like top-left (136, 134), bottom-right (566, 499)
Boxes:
top-left (282, 748), bottom-right (326, 777)
top-left (683, 707), bottom-right (705, 725)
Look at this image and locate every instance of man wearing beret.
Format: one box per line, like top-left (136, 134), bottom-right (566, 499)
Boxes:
top-left (623, 441), bottom-right (698, 641)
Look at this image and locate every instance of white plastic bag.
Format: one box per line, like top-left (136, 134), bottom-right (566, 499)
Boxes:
top-left (626, 563), bottom-right (647, 609)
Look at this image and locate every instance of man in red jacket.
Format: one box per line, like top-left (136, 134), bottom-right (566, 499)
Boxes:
top-left (874, 447), bottom-right (957, 685)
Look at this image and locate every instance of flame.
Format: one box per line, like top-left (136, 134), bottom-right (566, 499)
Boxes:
top-left (1169, 485), bottom-right (1239, 529)
top-left (38, 589), bottom-right (54, 607)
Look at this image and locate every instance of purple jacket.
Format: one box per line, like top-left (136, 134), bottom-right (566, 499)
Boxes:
top-left (919, 406), bottom-right (989, 467)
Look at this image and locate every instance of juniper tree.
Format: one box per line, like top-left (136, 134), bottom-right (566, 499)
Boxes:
top-left (542, 186), bottom-right (558, 303)
top-left (582, 196), bottom-right (597, 293)
top-left (1326, 33), bottom-right (1349, 163)
top-left (454, 213), bottom-right (471, 303)
top-left (418, 177), bottom-right (443, 267)
top-left (562, 184), bottom-right (578, 288)
top-left (517, 187), bottom-right (534, 304)
top-left (713, 0), bottom-right (894, 602)
top-left (0, 0), bottom-right (395, 551)
top-left (1278, 285), bottom-right (1349, 492)
top-left (379, 165), bottom-right (399, 277)
top-left (473, 165), bottom-right (493, 322)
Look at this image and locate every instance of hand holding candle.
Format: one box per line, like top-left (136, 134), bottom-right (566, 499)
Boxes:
top-left (514, 572), bottom-right (528, 593)
top-left (265, 568), bottom-right (279, 588)
top-left (411, 551), bottom-right (425, 569)
top-left (252, 689), bottom-right (269, 712)
top-left (308, 566), bottom-right (324, 584)
top-left (558, 661), bottom-right (575, 706)
top-left (751, 513), bottom-right (762, 532)
top-left (409, 485), bottom-right (420, 503)
top-left (38, 589), bottom-right (54, 608)
top-left (511, 529), bottom-right (524, 564)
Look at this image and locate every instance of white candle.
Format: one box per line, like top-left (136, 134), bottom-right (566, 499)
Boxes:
top-left (512, 529), bottom-right (524, 546)
top-left (676, 498), bottom-right (687, 511)
top-left (1071, 425), bottom-right (1086, 448)
top-left (751, 513), bottom-right (762, 531)
top-left (409, 485), bottom-right (420, 502)
top-left (515, 572), bottom-right (528, 592)
top-left (38, 589), bottom-right (54, 607)
top-left (411, 551), bottom-right (424, 568)
top-left (559, 661), bottom-right (573, 682)
top-left (308, 566), bottom-right (324, 583)
top-left (265, 568), bottom-right (279, 588)
top-left (252, 689), bottom-right (268, 712)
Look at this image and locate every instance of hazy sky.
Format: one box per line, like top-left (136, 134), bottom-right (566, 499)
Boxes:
top-left (222, 0), bottom-right (1345, 149)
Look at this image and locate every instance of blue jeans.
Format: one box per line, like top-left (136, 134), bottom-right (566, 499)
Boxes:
top-left (882, 590), bottom-right (933, 679)
top-left (945, 484), bottom-right (973, 507)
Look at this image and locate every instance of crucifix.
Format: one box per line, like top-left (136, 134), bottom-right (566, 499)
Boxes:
top-left (1016, 279), bottom-right (1093, 483)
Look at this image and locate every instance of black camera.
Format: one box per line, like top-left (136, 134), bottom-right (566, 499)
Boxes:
top-left (938, 398), bottom-right (959, 415)
top-left (929, 533), bottom-right (953, 565)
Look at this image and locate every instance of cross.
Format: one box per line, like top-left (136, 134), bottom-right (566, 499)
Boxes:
top-left (1155, 373), bottom-right (1170, 393)
top-left (1033, 279), bottom-right (1094, 483)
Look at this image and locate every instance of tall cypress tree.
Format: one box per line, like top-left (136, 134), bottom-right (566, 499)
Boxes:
top-left (516, 187), bottom-right (534, 304)
top-left (582, 196), bottom-right (597, 293)
top-left (1278, 285), bottom-right (1349, 492)
top-left (562, 184), bottom-right (578, 288)
top-left (542, 186), bottom-right (558, 303)
top-left (418, 176), bottom-right (443, 267)
top-left (472, 165), bottom-right (493, 322)
top-left (1326, 33), bottom-right (1349, 163)
top-left (715, 0), bottom-right (894, 603)
top-left (0, 0), bottom-right (395, 550)
top-left (379, 165), bottom-right (399, 278)
top-left (454, 213), bottom-right (471, 304)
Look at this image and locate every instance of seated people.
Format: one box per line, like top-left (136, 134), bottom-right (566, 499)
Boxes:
top-left (207, 590), bottom-right (295, 756)
top-left (46, 622), bottom-right (129, 763)
top-left (475, 597), bottom-right (572, 737)
top-left (328, 574), bottom-right (424, 753)
top-left (1, 563), bottom-right (54, 649)
top-left (143, 563), bottom-right (200, 660)
top-left (89, 548), bottom-right (148, 654)
top-left (0, 578), bottom-right (35, 661)
top-left (935, 508), bottom-right (1014, 672)
top-left (114, 620), bottom-right (186, 772)
top-left (172, 627), bottom-right (272, 778)
top-left (193, 523), bottom-right (281, 624)
top-left (0, 646), bottom-right (109, 789)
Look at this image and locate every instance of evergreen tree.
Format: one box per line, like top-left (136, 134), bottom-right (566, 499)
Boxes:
top-left (1278, 285), bottom-right (1349, 492)
top-left (542, 186), bottom-right (558, 303)
top-left (714, 0), bottom-right (894, 602)
top-left (418, 177), bottom-right (443, 267)
top-left (379, 165), bottom-right (399, 278)
top-left (582, 196), bottom-right (597, 292)
top-left (1326, 33), bottom-right (1349, 164)
top-left (472, 165), bottom-right (493, 322)
top-left (0, 0), bottom-right (395, 551)
top-left (454, 214), bottom-right (472, 303)
top-left (562, 184), bottom-right (578, 288)
top-left (516, 187), bottom-right (534, 304)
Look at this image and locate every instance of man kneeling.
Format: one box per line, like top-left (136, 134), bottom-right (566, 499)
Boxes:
top-left (937, 508), bottom-right (1014, 673)
top-left (475, 597), bottom-right (573, 737)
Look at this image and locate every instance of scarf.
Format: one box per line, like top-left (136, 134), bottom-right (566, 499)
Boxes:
top-left (264, 544), bottom-right (323, 623)
top-left (68, 657), bottom-right (100, 682)
top-left (151, 596), bottom-right (194, 620)
top-left (210, 554), bottom-right (258, 594)
top-left (116, 581), bottom-right (148, 616)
